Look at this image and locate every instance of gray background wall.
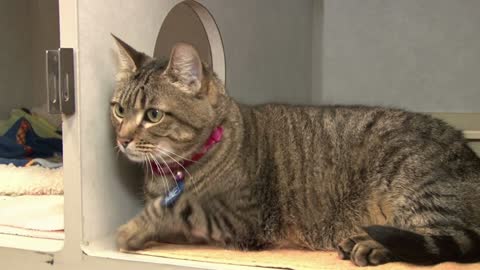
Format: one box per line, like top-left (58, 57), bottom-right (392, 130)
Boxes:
top-left (0, 0), bottom-right (59, 119)
top-left (4, 0), bottom-right (478, 120)
top-left (0, 1), bottom-right (32, 118)
top-left (314, 0), bottom-right (480, 112)
top-left (30, 0), bottom-right (60, 111)
top-left (203, 0), bottom-right (313, 105)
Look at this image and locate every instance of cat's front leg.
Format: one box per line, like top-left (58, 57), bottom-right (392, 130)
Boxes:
top-left (116, 197), bottom-right (182, 251)
top-left (116, 194), bottom-right (210, 251)
top-left (116, 216), bottom-right (153, 250)
top-left (116, 192), bottom-right (262, 251)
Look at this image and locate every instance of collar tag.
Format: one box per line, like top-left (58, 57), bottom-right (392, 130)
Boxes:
top-left (161, 171), bottom-right (185, 207)
top-left (161, 181), bottom-right (185, 207)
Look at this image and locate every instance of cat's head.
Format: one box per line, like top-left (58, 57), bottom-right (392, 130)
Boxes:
top-left (110, 35), bottom-right (226, 164)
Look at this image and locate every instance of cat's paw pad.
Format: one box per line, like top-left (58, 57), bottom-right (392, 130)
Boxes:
top-left (337, 235), bottom-right (392, 266)
top-left (116, 221), bottom-right (147, 251)
top-left (350, 240), bottom-right (392, 266)
top-left (337, 234), bottom-right (369, 260)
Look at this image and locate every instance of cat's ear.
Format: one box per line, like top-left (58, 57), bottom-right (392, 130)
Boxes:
top-left (164, 43), bottom-right (203, 95)
top-left (111, 34), bottom-right (151, 81)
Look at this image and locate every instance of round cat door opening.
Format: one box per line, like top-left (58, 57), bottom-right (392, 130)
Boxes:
top-left (154, 0), bottom-right (226, 85)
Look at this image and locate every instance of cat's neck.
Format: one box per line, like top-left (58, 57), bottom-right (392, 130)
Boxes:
top-left (150, 125), bottom-right (224, 175)
top-left (189, 98), bottom-right (247, 178)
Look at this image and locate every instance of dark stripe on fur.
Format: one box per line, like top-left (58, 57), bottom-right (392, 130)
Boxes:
top-left (179, 202), bottom-right (193, 230)
top-left (210, 215), bottom-right (223, 238)
top-left (219, 213), bottom-right (236, 237)
top-left (460, 229), bottom-right (480, 262)
top-left (431, 234), bottom-right (462, 260)
top-left (203, 207), bottom-right (213, 240)
top-left (144, 203), bottom-right (155, 220)
top-left (130, 87), bottom-right (140, 108)
top-left (140, 87), bottom-right (147, 108)
top-left (215, 197), bottom-right (253, 227)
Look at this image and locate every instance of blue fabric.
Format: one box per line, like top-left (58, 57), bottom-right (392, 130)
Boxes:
top-left (0, 158), bottom-right (29, 167)
top-left (0, 117), bottom-right (62, 166)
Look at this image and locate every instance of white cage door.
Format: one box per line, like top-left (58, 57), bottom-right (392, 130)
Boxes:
top-left (154, 0), bottom-right (226, 84)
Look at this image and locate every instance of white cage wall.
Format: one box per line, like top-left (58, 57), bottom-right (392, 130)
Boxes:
top-left (0, 0), bottom-right (63, 252)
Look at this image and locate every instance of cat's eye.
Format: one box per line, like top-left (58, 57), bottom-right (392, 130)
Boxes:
top-left (145, 109), bottom-right (164, 123)
top-left (113, 103), bottom-right (125, 118)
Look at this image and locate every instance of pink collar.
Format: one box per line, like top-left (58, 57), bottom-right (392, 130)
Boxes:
top-left (151, 126), bottom-right (223, 176)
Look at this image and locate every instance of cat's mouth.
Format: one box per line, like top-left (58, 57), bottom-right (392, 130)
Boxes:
top-left (117, 140), bottom-right (180, 164)
top-left (122, 151), bottom-right (148, 163)
top-left (122, 148), bottom-right (178, 165)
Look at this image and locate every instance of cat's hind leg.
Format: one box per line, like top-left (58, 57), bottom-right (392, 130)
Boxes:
top-left (337, 224), bottom-right (480, 266)
top-left (363, 225), bottom-right (480, 264)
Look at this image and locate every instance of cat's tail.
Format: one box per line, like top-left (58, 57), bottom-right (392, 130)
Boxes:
top-left (363, 225), bottom-right (480, 264)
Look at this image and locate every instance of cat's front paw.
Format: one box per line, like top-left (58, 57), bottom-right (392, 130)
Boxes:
top-left (116, 220), bottom-right (148, 251)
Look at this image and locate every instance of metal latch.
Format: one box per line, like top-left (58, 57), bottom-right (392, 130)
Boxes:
top-left (46, 48), bottom-right (75, 115)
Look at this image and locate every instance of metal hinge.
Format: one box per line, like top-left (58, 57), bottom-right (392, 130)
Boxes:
top-left (46, 48), bottom-right (75, 115)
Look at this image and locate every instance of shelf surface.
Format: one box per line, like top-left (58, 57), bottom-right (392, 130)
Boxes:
top-left (83, 234), bottom-right (278, 270)
top-left (0, 232), bottom-right (63, 253)
top-left (81, 234), bottom-right (480, 270)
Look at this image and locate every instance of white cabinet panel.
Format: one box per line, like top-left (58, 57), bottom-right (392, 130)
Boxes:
top-left (75, 0), bottom-right (313, 250)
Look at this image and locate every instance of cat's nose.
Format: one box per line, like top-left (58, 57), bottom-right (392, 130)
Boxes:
top-left (117, 138), bottom-right (132, 148)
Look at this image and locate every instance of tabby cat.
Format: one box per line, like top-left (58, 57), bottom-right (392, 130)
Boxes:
top-left (110, 35), bottom-right (480, 266)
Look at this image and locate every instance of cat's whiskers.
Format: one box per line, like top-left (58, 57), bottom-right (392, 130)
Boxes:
top-left (148, 153), bottom-right (173, 190)
top-left (155, 146), bottom-right (201, 164)
top-left (141, 155), bottom-right (150, 204)
top-left (150, 153), bottom-right (176, 192)
top-left (144, 154), bottom-right (152, 176)
top-left (157, 148), bottom-right (198, 194)
top-left (147, 153), bottom-right (169, 195)
top-left (154, 153), bottom-right (180, 189)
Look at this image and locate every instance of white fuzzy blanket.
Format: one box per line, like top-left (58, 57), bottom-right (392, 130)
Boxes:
top-left (0, 195), bottom-right (64, 239)
top-left (0, 164), bottom-right (63, 195)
